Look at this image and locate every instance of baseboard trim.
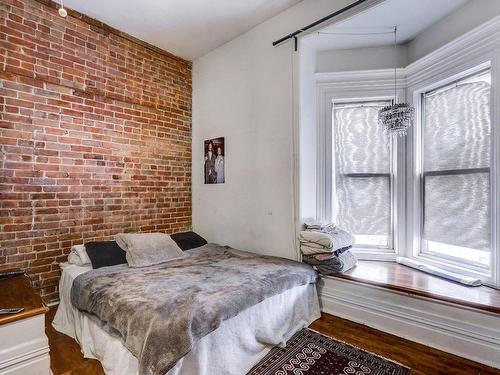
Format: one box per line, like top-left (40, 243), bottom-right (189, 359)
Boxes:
top-left (318, 277), bottom-right (500, 369)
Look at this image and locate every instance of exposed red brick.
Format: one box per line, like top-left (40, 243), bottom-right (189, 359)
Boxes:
top-left (0, 0), bottom-right (192, 303)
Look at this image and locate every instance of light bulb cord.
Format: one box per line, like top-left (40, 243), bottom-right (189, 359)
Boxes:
top-left (393, 26), bottom-right (397, 104)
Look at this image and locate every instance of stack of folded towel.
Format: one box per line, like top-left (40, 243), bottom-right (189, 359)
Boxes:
top-left (299, 222), bottom-right (357, 274)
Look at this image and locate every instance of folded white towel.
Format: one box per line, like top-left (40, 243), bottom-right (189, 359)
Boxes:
top-left (300, 244), bottom-right (332, 255)
top-left (299, 231), bottom-right (334, 248)
top-left (298, 228), bottom-right (354, 254)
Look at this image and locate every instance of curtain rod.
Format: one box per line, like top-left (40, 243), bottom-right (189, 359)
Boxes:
top-left (271, 0), bottom-right (369, 48)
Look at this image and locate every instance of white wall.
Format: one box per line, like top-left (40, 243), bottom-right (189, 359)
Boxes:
top-left (316, 0), bottom-right (500, 75)
top-left (408, 0), bottom-right (500, 62)
top-left (316, 44), bottom-right (408, 73)
top-left (298, 42), bottom-right (317, 223)
top-left (193, 0), bottom-right (353, 259)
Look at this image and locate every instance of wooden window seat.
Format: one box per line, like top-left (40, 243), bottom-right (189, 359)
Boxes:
top-left (324, 260), bottom-right (500, 314)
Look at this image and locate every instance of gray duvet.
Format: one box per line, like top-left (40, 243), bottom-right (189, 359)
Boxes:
top-left (70, 244), bottom-right (317, 375)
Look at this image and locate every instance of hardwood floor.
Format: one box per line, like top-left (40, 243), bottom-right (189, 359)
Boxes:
top-left (46, 308), bottom-right (104, 375)
top-left (46, 307), bottom-right (500, 375)
top-left (310, 313), bottom-right (500, 375)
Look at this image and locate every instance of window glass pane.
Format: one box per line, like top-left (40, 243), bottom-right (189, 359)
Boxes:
top-left (334, 103), bottom-right (391, 248)
top-left (423, 173), bottom-right (490, 265)
top-left (336, 176), bottom-right (391, 247)
top-left (424, 74), bottom-right (491, 171)
top-left (422, 70), bottom-right (491, 266)
top-left (335, 104), bottom-right (390, 174)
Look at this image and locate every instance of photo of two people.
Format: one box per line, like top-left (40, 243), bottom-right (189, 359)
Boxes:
top-left (204, 137), bottom-right (225, 184)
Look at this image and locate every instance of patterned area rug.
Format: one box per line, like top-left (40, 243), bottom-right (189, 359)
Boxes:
top-left (248, 329), bottom-right (410, 375)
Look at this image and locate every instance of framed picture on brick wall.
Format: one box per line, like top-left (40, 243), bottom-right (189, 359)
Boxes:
top-left (204, 137), bottom-right (225, 184)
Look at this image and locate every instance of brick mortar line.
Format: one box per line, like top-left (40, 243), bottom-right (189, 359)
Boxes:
top-left (1, 68), bottom-right (192, 116)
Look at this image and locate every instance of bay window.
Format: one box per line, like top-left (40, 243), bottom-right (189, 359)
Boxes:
top-left (316, 21), bottom-right (500, 286)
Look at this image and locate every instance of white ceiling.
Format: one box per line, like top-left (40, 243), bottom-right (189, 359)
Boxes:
top-left (303, 0), bottom-right (468, 51)
top-left (61, 0), bottom-right (302, 61)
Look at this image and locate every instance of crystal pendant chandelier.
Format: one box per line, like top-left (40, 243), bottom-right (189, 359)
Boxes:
top-left (378, 27), bottom-right (414, 137)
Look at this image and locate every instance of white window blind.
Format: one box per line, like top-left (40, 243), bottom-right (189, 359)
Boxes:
top-left (421, 70), bottom-right (491, 267)
top-left (333, 102), bottom-right (392, 248)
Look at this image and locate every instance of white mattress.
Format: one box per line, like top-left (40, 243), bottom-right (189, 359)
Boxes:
top-left (53, 262), bottom-right (321, 375)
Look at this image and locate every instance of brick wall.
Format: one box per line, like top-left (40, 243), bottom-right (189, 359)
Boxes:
top-left (0, 0), bottom-right (192, 302)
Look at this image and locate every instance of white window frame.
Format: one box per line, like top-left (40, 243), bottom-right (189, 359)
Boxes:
top-left (415, 64), bottom-right (492, 273)
top-left (404, 17), bottom-right (500, 286)
top-left (316, 70), bottom-right (406, 261)
top-left (408, 61), bottom-right (497, 285)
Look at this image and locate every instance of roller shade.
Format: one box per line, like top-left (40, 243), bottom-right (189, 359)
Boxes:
top-left (333, 104), bottom-right (391, 243)
top-left (422, 78), bottom-right (491, 253)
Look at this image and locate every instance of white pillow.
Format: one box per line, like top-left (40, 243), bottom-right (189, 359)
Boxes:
top-left (68, 252), bottom-right (84, 266)
top-left (68, 244), bottom-right (91, 266)
top-left (115, 233), bottom-right (186, 267)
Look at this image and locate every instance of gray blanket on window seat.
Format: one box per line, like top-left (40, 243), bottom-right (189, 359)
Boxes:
top-left (70, 243), bottom-right (317, 375)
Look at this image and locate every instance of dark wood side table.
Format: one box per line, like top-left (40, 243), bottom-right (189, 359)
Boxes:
top-left (0, 274), bottom-right (51, 375)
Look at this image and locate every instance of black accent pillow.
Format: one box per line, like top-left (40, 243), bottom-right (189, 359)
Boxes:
top-left (85, 241), bottom-right (128, 269)
top-left (170, 231), bottom-right (207, 250)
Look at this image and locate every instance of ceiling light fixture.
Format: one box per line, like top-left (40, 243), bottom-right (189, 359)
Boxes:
top-left (378, 26), bottom-right (414, 137)
top-left (58, 0), bottom-right (68, 18)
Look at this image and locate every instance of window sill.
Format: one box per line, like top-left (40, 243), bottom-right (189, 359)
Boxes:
top-left (322, 260), bottom-right (500, 315)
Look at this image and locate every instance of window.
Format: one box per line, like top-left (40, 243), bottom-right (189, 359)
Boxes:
top-left (332, 100), bottom-right (393, 249)
top-left (317, 34), bottom-right (499, 284)
top-left (418, 68), bottom-right (492, 272)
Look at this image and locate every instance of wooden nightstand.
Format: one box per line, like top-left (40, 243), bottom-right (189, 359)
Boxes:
top-left (0, 274), bottom-right (51, 375)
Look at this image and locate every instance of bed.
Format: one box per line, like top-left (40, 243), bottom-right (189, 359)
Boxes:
top-left (53, 244), bottom-right (320, 375)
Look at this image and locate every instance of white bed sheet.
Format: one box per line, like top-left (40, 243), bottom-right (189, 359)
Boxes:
top-left (53, 262), bottom-right (321, 375)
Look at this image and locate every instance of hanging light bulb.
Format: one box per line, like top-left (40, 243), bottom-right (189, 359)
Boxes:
top-left (378, 26), bottom-right (414, 137)
top-left (58, 0), bottom-right (68, 17)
